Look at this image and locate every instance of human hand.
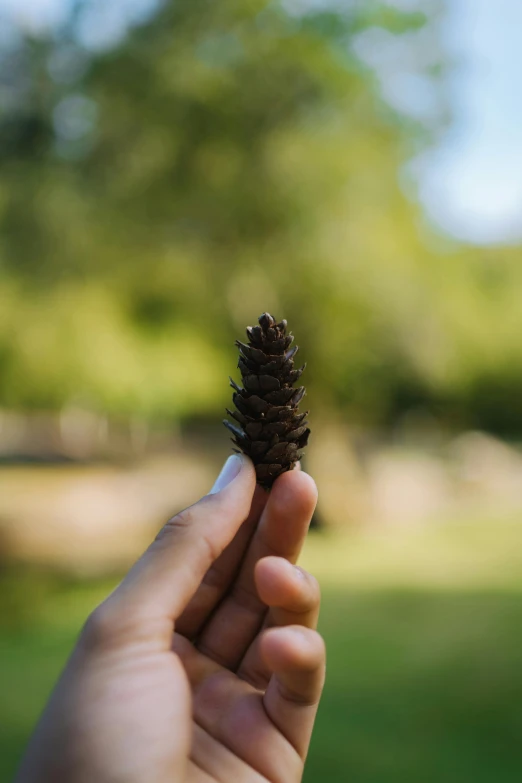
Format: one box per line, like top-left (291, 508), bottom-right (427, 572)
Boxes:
top-left (16, 455), bottom-right (324, 782)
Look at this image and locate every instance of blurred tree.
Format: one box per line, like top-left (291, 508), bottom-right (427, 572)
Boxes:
top-left (2, 0), bottom-right (521, 434)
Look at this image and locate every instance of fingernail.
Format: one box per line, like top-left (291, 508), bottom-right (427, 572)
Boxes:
top-left (209, 455), bottom-right (243, 494)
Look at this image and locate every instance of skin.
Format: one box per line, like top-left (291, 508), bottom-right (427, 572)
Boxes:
top-left (16, 455), bottom-right (325, 783)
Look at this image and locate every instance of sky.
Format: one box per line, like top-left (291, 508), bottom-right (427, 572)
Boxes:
top-left (0, 0), bottom-right (520, 246)
top-left (420, 0), bottom-right (522, 244)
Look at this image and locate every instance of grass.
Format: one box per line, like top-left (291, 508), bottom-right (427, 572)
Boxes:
top-left (2, 520), bottom-right (522, 782)
top-left (305, 589), bottom-right (522, 783)
top-left (300, 516), bottom-right (522, 591)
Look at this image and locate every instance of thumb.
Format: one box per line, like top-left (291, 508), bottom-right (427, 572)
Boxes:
top-left (103, 454), bottom-right (256, 629)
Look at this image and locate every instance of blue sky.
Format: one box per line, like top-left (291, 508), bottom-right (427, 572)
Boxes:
top-left (1, 0), bottom-right (521, 245)
top-left (420, 0), bottom-right (522, 244)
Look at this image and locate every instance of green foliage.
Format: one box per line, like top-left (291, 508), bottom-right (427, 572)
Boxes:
top-left (1, 0), bottom-right (522, 432)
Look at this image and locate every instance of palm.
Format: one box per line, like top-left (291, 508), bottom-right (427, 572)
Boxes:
top-left (174, 635), bottom-right (300, 782)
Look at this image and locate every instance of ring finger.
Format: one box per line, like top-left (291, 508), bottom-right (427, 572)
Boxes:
top-left (237, 556), bottom-right (320, 688)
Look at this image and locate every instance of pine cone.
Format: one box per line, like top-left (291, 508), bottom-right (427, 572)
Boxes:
top-left (224, 313), bottom-right (310, 489)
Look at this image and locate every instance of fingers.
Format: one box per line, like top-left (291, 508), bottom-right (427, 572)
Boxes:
top-left (261, 626), bottom-right (326, 760)
top-left (237, 557), bottom-right (320, 686)
top-left (255, 557), bottom-right (320, 630)
top-left (90, 455), bottom-right (256, 646)
top-left (175, 485), bottom-right (268, 640)
top-left (195, 470), bottom-right (318, 670)
top-left (175, 463), bottom-right (302, 639)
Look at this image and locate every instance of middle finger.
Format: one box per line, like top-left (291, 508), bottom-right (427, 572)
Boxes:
top-left (195, 469), bottom-right (317, 669)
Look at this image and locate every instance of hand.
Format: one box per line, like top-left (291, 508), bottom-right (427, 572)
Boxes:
top-left (16, 455), bottom-right (324, 782)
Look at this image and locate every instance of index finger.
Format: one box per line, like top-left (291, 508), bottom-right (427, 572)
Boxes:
top-left (175, 483), bottom-right (269, 639)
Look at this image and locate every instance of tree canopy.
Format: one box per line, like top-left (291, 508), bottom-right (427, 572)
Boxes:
top-left (1, 0), bottom-right (522, 433)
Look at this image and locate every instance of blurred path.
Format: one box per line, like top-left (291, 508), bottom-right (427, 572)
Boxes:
top-left (0, 452), bottom-right (215, 573)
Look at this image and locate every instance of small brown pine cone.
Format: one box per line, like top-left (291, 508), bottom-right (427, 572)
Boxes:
top-left (224, 313), bottom-right (310, 489)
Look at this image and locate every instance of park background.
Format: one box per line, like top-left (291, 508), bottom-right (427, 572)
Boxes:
top-left (2, 0), bottom-right (522, 780)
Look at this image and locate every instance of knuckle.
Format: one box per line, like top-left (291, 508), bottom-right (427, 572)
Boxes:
top-left (197, 528), bottom-right (223, 567)
top-left (277, 678), bottom-right (319, 707)
top-left (294, 627), bottom-right (326, 666)
top-left (293, 568), bottom-right (320, 611)
top-left (156, 503), bottom-right (222, 568)
top-left (81, 602), bottom-right (119, 650)
top-left (155, 506), bottom-right (195, 543)
top-left (306, 572), bottom-right (321, 604)
top-left (310, 632), bottom-right (327, 675)
top-left (305, 627), bottom-right (326, 658)
top-left (316, 631), bottom-right (327, 662)
top-left (80, 601), bottom-right (140, 652)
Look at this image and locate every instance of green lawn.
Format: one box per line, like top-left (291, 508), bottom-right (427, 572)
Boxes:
top-left (2, 523), bottom-right (522, 782)
top-left (306, 589), bottom-right (522, 783)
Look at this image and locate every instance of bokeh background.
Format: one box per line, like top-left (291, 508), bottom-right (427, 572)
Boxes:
top-left (2, 0), bottom-right (522, 780)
